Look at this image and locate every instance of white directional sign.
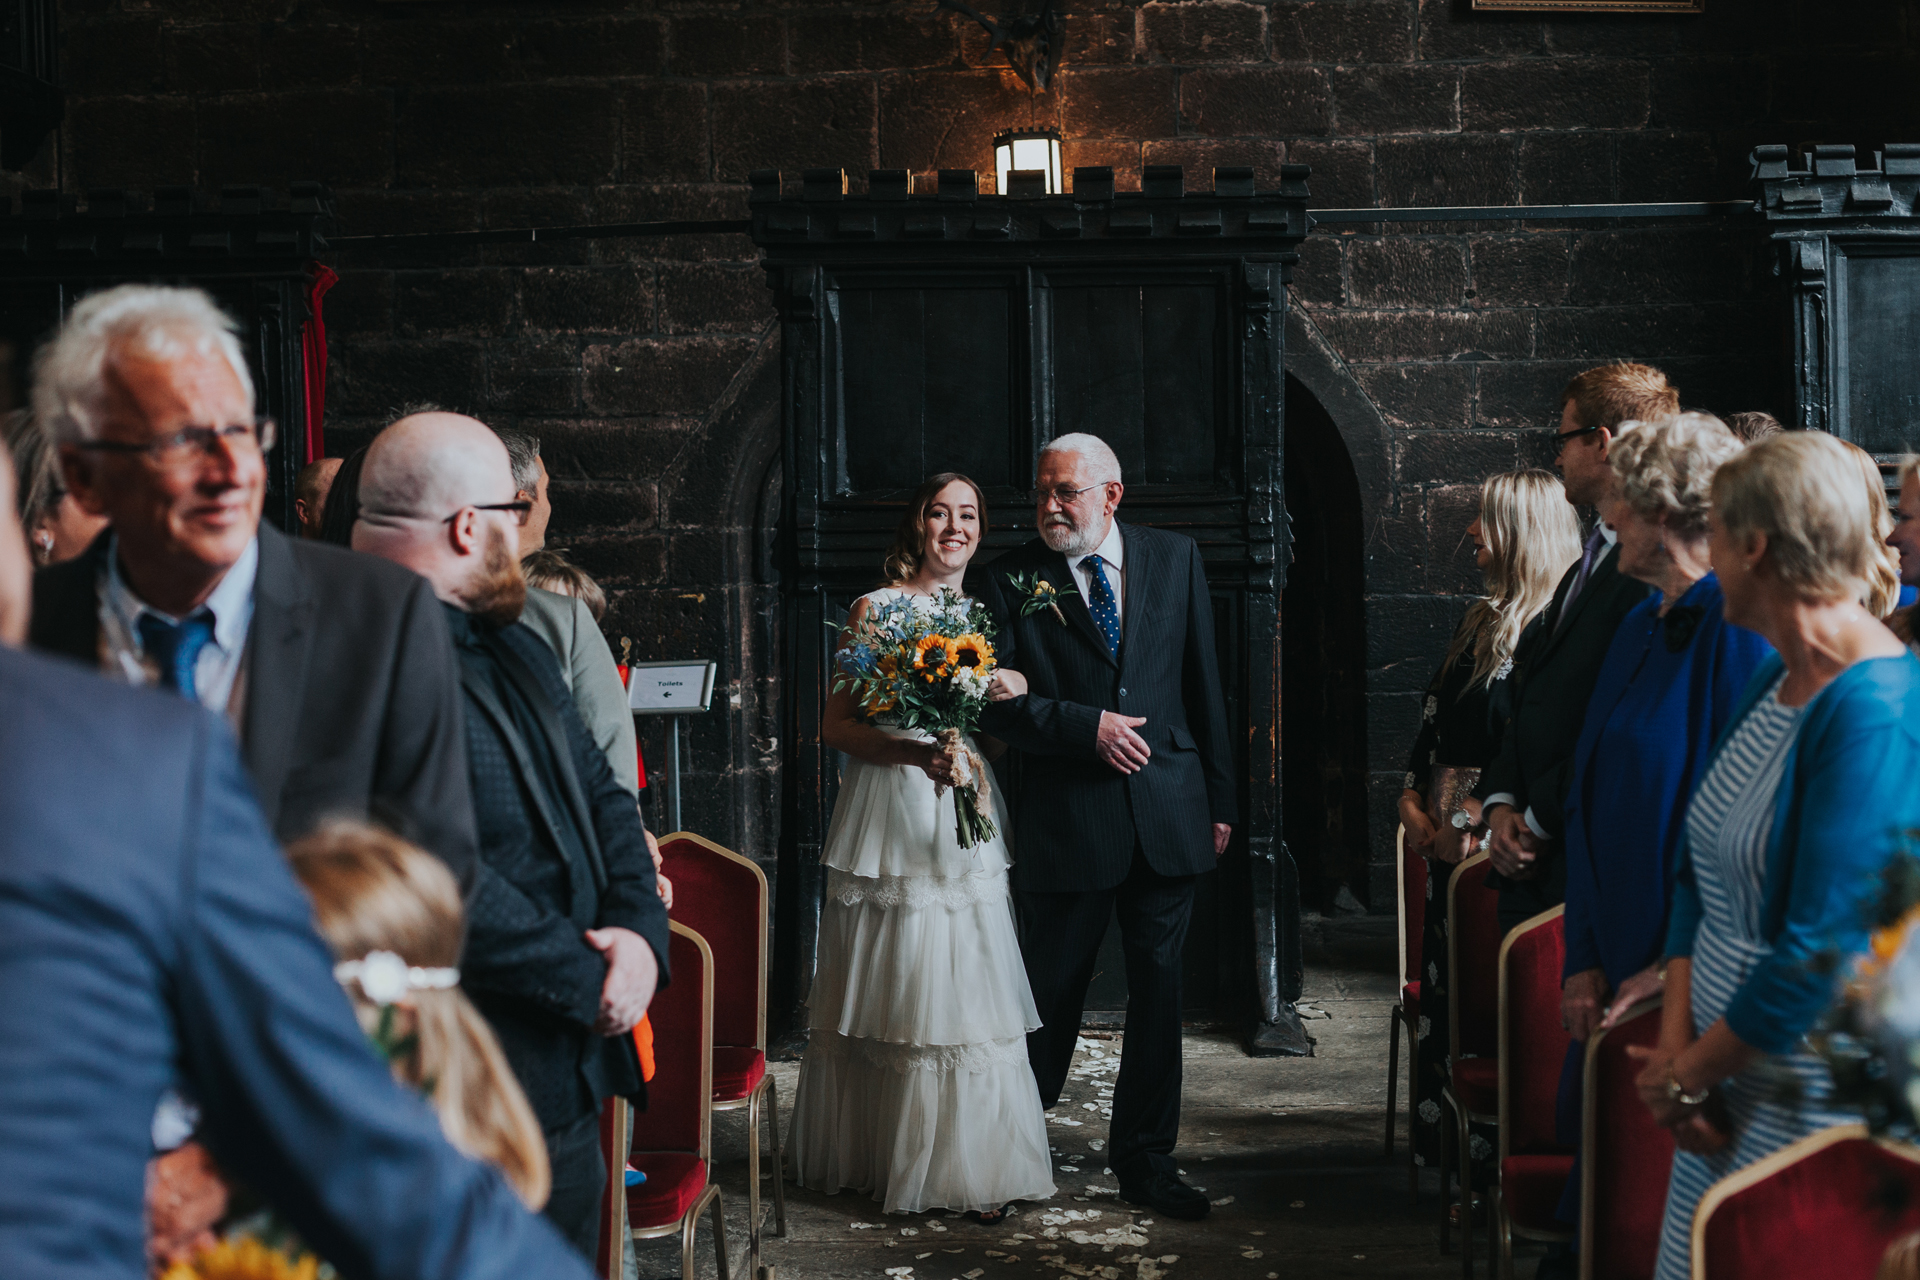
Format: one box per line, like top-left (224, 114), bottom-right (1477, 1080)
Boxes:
top-left (628, 660), bottom-right (717, 715)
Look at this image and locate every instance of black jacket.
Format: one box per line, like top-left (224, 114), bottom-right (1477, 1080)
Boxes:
top-left (28, 525), bottom-right (480, 873)
top-left (447, 608), bottom-right (670, 1131)
top-left (973, 522), bottom-right (1237, 892)
top-left (1477, 541), bottom-right (1651, 845)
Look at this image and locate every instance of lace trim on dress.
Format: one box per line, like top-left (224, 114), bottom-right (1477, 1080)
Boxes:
top-left (809, 1031), bottom-right (1030, 1075)
top-left (828, 866), bottom-right (1009, 911)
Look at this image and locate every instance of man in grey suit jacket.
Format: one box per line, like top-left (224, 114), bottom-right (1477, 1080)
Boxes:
top-left (24, 284), bottom-right (477, 872)
top-left (974, 434), bottom-right (1236, 1222)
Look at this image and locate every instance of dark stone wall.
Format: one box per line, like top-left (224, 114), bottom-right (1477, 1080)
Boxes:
top-left (45, 0), bottom-right (1920, 904)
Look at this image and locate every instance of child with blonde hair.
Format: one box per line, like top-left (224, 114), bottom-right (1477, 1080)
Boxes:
top-left (288, 822), bottom-right (551, 1209)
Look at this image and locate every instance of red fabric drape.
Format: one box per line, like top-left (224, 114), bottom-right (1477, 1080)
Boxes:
top-left (300, 264), bottom-right (339, 465)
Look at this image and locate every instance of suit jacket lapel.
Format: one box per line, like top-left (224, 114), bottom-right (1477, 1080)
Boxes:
top-left (1041, 546), bottom-right (1119, 669)
top-left (240, 527), bottom-right (315, 825)
top-left (492, 631), bottom-right (608, 894)
top-left (1117, 521), bottom-right (1150, 663)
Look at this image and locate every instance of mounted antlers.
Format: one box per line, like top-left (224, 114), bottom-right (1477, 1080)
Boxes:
top-left (933, 0), bottom-right (1060, 93)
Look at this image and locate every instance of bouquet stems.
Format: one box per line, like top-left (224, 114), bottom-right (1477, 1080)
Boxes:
top-left (935, 728), bottom-right (998, 851)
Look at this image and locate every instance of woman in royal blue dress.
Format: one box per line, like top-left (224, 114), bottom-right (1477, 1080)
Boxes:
top-left (1545, 413), bottom-right (1771, 1240)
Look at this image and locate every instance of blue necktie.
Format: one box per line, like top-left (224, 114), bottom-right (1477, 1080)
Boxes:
top-left (1083, 553), bottom-right (1121, 657)
top-left (138, 611), bottom-right (216, 702)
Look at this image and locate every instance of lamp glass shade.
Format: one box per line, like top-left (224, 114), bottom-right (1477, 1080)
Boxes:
top-left (993, 130), bottom-right (1064, 195)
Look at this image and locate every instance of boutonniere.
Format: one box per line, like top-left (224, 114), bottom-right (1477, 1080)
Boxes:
top-left (1664, 604), bottom-right (1704, 653)
top-left (1006, 569), bottom-right (1077, 626)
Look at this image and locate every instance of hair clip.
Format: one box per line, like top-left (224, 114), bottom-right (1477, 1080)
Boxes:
top-left (333, 950), bottom-right (460, 1006)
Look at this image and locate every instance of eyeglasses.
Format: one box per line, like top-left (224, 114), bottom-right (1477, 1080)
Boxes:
top-left (1027, 483), bottom-right (1109, 507)
top-left (75, 417), bottom-right (276, 468)
top-left (1551, 422), bottom-right (1604, 444)
top-left (442, 500), bottom-right (533, 527)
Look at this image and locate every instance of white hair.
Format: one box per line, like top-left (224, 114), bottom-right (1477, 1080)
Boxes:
top-left (32, 284), bottom-right (255, 445)
top-left (1039, 432), bottom-right (1122, 484)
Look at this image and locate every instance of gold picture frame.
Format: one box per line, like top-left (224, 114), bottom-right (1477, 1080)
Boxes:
top-left (1471, 0), bottom-right (1701, 10)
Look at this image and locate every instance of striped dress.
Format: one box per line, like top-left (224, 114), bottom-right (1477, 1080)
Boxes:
top-left (1653, 675), bottom-right (1858, 1280)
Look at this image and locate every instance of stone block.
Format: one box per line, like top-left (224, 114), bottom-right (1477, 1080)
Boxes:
top-left (1366, 595), bottom-right (1464, 692)
top-left (336, 190), bottom-right (484, 238)
top-left (1139, 2), bottom-right (1267, 65)
top-left (164, 22), bottom-right (262, 95)
top-left (1288, 138), bottom-right (1375, 208)
top-left (1331, 65), bottom-right (1459, 137)
top-left (199, 90), bottom-right (395, 190)
top-left (592, 186), bottom-right (757, 263)
top-left (548, 532), bottom-right (667, 591)
top-left (1469, 234), bottom-right (1569, 308)
top-left (1363, 490), bottom-right (1432, 594)
top-left (1400, 431), bottom-right (1518, 489)
top-left (658, 263), bottom-right (775, 334)
top-left (65, 16), bottom-right (167, 94)
top-left (1657, 355), bottom-right (1778, 425)
top-left (1141, 138), bottom-right (1290, 189)
top-left (1376, 134), bottom-right (1515, 208)
top-left (1516, 133), bottom-right (1615, 205)
top-left (1062, 67), bottom-right (1180, 140)
top-left (1545, 14), bottom-right (1681, 58)
top-left (395, 270), bottom-right (515, 338)
top-left (1316, 309), bottom-right (1532, 363)
top-left (515, 18), bottom-right (667, 78)
top-left (259, 24), bottom-right (364, 92)
top-left (551, 482), bottom-right (662, 532)
top-left (1180, 66), bottom-right (1329, 137)
top-left (321, 271), bottom-right (393, 338)
top-left (396, 86), bottom-right (618, 186)
top-left (1348, 238), bottom-right (1468, 309)
top-left (1058, 12), bottom-right (1137, 67)
top-left (1415, 0), bottom-right (1543, 60)
top-left (713, 79), bottom-right (876, 181)
top-left (671, 15), bottom-right (785, 76)
top-left (479, 190), bottom-right (594, 267)
top-left (1425, 480), bottom-right (1488, 595)
top-left (522, 267), bottom-right (658, 334)
top-left (1270, 0), bottom-right (1414, 63)
top-left (1568, 227), bottom-right (1750, 306)
top-left (584, 335), bottom-right (760, 417)
top-left (537, 419), bottom-right (701, 485)
top-left (1462, 60), bottom-right (1650, 132)
top-left (620, 83), bottom-right (712, 184)
top-left (1289, 233), bottom-right (1344, 307)
top-left (329, 340), bottom-right (488, 420)
top-left (1355, 363), bottom-right (1475, 433)
top-left (1474, 359), bottom-right (1589, 431)
top-left (791, 12), bottom-right (957, 72)
top-left (359, 18), bottom-right (518, 86)
top-left (1064, 139), bottom-right (1144, 191)
top-left (1616, 132), bottom-right (1719, 202)
top-left (879, 71), bottom-right (1037, 174)
top-left (489, 366), bottom-right (583, 416)
top-left (65, 97), bottom-right (196, 191)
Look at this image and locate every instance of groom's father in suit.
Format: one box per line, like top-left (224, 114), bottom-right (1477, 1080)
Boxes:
top-left (975, 432), bottom-right (1236, 1221)
top-left (26, 284), bottom-right (477, 868)
top-left (1479, 362), bottom-right (1676, 933)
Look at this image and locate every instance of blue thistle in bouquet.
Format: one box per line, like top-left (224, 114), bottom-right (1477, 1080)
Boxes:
top-left (832, 588), bottom-right (1000, 848)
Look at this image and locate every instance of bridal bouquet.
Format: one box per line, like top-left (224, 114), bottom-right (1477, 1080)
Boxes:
top-left (833, 588), bottom-right (1000, 849)
top-left (1811, 846), bottom-right (1920, 1136)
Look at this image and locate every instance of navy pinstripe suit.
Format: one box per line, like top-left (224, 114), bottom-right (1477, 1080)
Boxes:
top-left (974, 521), bottom-right (1237, 1186)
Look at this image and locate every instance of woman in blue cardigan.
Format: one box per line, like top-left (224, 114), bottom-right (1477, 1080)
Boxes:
top-left (1633, 432), bottom-right (1920, 1280)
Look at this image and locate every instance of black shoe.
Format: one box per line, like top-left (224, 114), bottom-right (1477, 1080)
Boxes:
top-left (1118, 1171), bottom-right (1210, 1221)
top-left (1533, 1253), bottom-right (1578, 1280)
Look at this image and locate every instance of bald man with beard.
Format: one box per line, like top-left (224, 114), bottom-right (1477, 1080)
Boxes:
top-left (354, 413), bottom-right (669, 1258)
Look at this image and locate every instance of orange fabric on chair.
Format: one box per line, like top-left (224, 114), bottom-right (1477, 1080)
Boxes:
top-left (1580, 1000), bottom-right (1672, 1280)
top-left (627, 1153), bottom-right (709, 1227)
top-left (633, 1014), bottom-right (655, 1083)
top-left (712, 1046), bottom-right (766, 1100)
top-left (1696, 1128), bottom-right (1920, 1280)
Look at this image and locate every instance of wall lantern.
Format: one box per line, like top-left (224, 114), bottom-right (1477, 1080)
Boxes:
top-left (993, 129), bottom-right (1064, 195)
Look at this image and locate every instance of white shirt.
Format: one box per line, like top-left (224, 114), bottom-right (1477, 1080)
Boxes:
top-left (1066, 520), bottom-right (1125, 623)
top-left (98, 534), bottom-right (259, 715)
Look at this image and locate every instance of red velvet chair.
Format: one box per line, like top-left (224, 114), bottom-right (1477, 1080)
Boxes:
top-left (1492, 906), bottom-right (1573, 1280)
top-left (1441, 849), bottom-right (1502, 1270)
top-left (658, 832), bottom-right (785, 1278)
top-left (1387, 824), bottom-right (1429, 1201)
top-left (1577, 998), bottom-right (1672, 1280)
top-left (1693, 1124), bottom-right (1920, 1280)
top-left (622, 921), bottom-right (730, 1280)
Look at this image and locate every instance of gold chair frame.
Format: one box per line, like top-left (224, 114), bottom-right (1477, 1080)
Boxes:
top-left (1439, 849), bottom-right (1495, 1271)
top-left (1386, 824), bottom-right (1421, 1199)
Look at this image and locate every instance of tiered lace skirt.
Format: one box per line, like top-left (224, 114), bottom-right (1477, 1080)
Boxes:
top-left (788, 731), bottom-right (1056, 1213)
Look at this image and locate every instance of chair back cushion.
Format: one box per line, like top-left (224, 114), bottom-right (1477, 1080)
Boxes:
top-left (659, 833), bottom-right (767, 1052)
top-left (1398, 825), bottom-right (1427, 996)
top-left (1449, 852), bottom-right (1502, 1060)
top-left (1698, 1127), bottom-right (1920, 1280)
top-left (1501, 907), bottom-right (1570, 1156)
top-left (1582, 1000), bottom-right (1672, 1280)
top-left (629, 923), bottom-right (713, 1158)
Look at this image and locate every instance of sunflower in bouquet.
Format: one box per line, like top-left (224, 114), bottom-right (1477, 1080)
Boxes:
top-left (1811, 845), bottom-right (1920, 1136)
top-left (834, 588), bottom-right (1001, 848)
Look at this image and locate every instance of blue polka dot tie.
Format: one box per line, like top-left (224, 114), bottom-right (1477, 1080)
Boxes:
top-left (137, 611), bottom-right (216, 703)
top-left (1083, 553), bottom-right (1121, 657)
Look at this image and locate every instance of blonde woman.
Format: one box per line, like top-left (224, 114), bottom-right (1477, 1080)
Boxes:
top-left (1840, 439), bottom-right (1904, 618)
top-left (1399, 468), bottom-right (1583, 1180)
top-left (290, 822), bottom-right (551, 1210)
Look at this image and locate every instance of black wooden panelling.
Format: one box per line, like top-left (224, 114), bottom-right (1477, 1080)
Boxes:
top-left (1841, 250), bottom-right (1920, 454)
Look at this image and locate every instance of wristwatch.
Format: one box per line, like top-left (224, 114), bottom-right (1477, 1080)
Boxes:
top-left (1450, 810), bottom-right (1475, 831)
top-left (1665, 1064), bottom-right (1710, 1107)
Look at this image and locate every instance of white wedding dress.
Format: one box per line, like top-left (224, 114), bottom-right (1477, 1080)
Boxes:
top-left (788, 589), bottom-right (1056, 1214)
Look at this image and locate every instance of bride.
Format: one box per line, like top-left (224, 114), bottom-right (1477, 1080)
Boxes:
top-left (788, 472), bottom-right (1056, 1222)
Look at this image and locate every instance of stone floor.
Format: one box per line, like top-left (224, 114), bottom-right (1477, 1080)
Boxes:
top-left (632, 913), bottom-right (1536, 1280)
